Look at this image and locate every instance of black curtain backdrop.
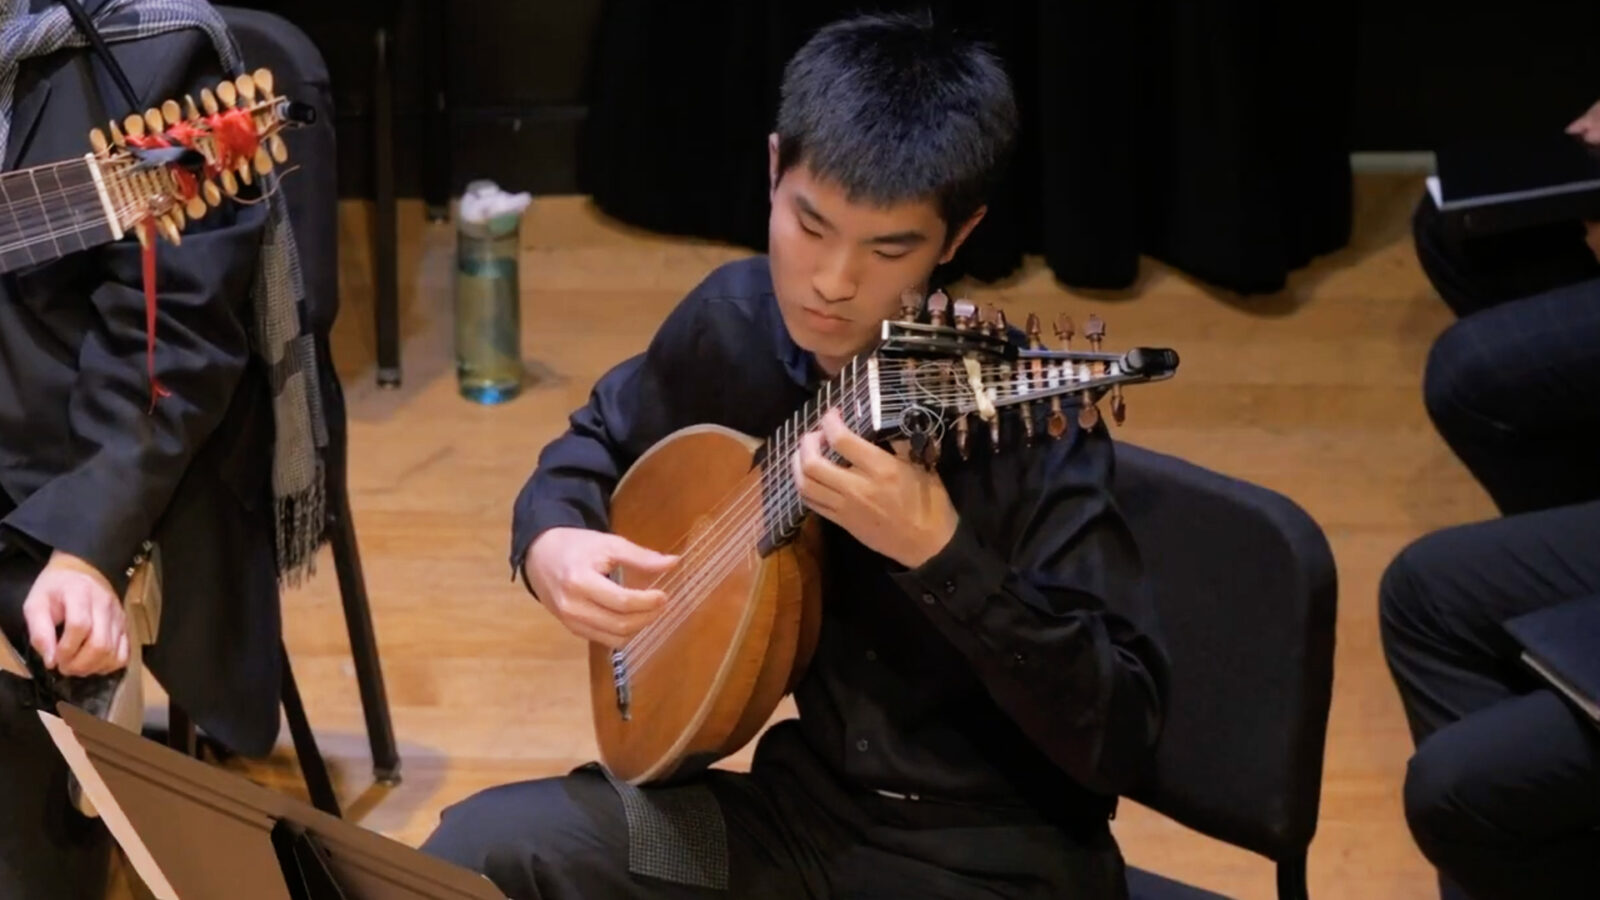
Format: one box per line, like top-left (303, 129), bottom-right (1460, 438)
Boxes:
top-left (577, 0), bottom-right (1356, 297)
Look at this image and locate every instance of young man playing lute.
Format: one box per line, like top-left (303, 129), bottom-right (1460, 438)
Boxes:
top-left (423, 12), bottom-right (1169, 898)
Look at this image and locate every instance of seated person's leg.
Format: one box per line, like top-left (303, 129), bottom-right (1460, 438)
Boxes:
top-left (1422, 275), bottom-right (1600, 515)
top-left (1404, 689), bottom-right (1598, 900)
top-left (1412, 192), bottom-right (1600, 319)
top-left (1380, 499), bottom-right (1600, 898)
top-left (420, 765), bottom-right (826, 899)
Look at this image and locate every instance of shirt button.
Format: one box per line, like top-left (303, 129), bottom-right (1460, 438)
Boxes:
top-left (944, 579), bottom-right (957, 593)
top-left (922, 592), bottom-right (936, 605)
top-left (856, 738), bottom-right (869, 752)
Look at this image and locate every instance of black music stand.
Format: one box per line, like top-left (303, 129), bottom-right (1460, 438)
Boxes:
top-left (39, 702), bottom-right (504, 900)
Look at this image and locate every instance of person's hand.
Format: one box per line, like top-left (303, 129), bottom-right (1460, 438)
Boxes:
top-left (792, 409), bottom-right (959, 569)
top-left (524, 527), bottom-right (679, 648)
top-left (1566, 98), bottom-right (1600, 145)
top-left (22, 551), bottom-right (128, 677)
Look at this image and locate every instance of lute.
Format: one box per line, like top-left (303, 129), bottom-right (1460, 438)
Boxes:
top-left (0, 67), bottom-right (304, 276)
top-left (592, 289), bottom-right (1181, 785)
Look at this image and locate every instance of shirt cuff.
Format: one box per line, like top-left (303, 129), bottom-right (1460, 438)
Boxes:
top-left (509, 502), bottom-right (599, 599)
top-left (887, 517), bottom-right (1010, 624)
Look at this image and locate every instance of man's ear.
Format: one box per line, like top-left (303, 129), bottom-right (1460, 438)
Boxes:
top-left (768, 133), bottom-right (780, 198)
top-left (938, 205), bottom-right (987, 264)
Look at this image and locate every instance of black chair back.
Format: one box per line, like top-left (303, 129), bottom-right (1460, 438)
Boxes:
top-left (218, 6), bottom-right (351, 501)
top-left (1112, 443), bottom-right (1337, 887)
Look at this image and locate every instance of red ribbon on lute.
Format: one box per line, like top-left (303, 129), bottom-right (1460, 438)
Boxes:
top-left (123, 108), bottom-right (262, 411)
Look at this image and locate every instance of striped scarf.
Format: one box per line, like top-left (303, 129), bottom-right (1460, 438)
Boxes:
top-left (0, 0), bottom-right (327, 584)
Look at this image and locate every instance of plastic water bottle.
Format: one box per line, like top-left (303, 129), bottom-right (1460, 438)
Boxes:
top-left (455, 180), bottom-right (533, 404)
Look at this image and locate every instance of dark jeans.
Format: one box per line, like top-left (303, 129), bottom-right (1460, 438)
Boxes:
top-left (1380, 501), bottom-right (1600, 900)
top-left (419, 721), bottom-right (1125, 899)
top-left (1413, 194), bottom-right (1600, 516)
top-left (1, 557), bottom-right (113, 899)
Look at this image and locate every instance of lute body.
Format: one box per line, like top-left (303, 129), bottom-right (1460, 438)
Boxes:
top-left (589, 295), bottom-right (1180, 785)
top-left (593, 425), bottom-right (822, 785)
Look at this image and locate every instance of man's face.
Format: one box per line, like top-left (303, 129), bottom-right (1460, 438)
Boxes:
top-left (767, 135), bottom-right (983, 374)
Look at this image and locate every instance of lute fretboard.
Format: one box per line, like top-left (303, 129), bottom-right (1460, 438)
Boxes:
top-left (0, 157), bottom-right (118, 275)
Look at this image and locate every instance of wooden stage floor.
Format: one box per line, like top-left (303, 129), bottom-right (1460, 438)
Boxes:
top-left (131, 173), bottom-right (1478, 898)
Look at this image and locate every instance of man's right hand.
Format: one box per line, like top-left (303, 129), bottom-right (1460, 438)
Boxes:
top-left (524, 527), bottom-right (680, 648)
top-left (23, 551), bottom-right (129, 677)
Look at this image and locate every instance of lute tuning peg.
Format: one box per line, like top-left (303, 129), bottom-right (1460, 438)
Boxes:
top-left (900, 290), bottom-right (922, 322)
top-left (927, 289), bottom-right (950, 326)
top-left (981, 304), bottom-right (1003, 449)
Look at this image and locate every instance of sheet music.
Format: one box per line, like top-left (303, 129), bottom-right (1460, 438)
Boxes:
top-left (1522, 651), bottom-right (1600, 724)
top-left (38, 710), bottom-right (179, 899)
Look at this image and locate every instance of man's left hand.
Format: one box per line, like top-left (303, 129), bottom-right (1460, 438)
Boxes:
top-left (793, 408), bottom-right (959, 569)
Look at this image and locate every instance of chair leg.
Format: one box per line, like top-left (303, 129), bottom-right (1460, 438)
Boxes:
top-left (372, 22), bottom-right (401, 388)
top-left (331, 481), bottom-right (402, 784)
top-left (1277, 855), bottom-right (1309, 900)
top-left (280, 645), bottom-right (341, 818)
top-left (420, 0), bottom-right (451, 223)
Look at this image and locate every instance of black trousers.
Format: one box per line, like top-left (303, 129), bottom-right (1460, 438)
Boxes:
top-left (1412, 194), bottom-right (1600, 516)
top-left (420, 722), bottom-right (1125, 899)
top-left (0, 557), bottom-right (113, 900)
top-left (1380, 502), bottom-right (1600, 900)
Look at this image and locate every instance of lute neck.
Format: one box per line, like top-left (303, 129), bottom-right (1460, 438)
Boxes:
top-left (756, 356), bottom-right (877, 553)
top-left (0, 157), bottom-right (119, 276)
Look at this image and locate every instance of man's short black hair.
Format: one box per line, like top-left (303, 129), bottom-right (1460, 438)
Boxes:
top-left (774, 11), bottom-right (1018, 237)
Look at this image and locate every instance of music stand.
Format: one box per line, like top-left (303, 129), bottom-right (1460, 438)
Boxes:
top-left (39, 702), bottom-right (505, 900)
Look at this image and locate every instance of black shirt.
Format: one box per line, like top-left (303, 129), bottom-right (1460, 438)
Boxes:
top-left (511, 256), bottom-right (1169, 831)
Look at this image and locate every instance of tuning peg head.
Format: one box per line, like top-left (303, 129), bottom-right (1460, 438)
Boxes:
top-left (1078, 402), bottom-right (1100, 431)
top-left (167, 203), bottom-right (186, 231)
top-left (161, 100), bottom-right (182, 126)
top-left (927, 289), bottom-right (949, 325)
top-left (144, 108), bottom-right (165, 135)
top-left (253, 68), bottom-right (275, 97)
top-left (990, 305), bottom-right (1009, 333)
top-left (220, 169), bottom-right (239, 196)
top-left (89, 128), bottom-right (109, 155)
top-left (253, 146), bottom-right (274, 175)
top-left (1086, 314), bottom-right (1106, 348)
top-left (1053, 313), bottom-right (1075, 344)
top-left (109, 120), bottom-right (126, 146)
top-left (123, 114), bottom-right (145, 137)
top-left (185, 95), bottom-right (201, 120)
top-left (216, 80), bottom-right (238, 108)
top-left (203, 180), bottom-right (223, 207)
top-left (1025, 312), bottom-right (1042, 344)
top-left (158, 215), bottom-right (181, 245)
top-left (1047, 409), bottom-right (1068, 438)
top-left (201, 88), bottom-right (219, 115)
top-left (185, 195), bottom-right (208, 220)
top-left (268, 134), bottom-right (289, 164)
top-left (1110, 387), bottom-right (1126, 425)
top-left (899, 290), bottom-right (922, 321)
top-left (953, 298), bottom-right (977, 327)
top-left (235, 72), bottom-right (258, 102)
